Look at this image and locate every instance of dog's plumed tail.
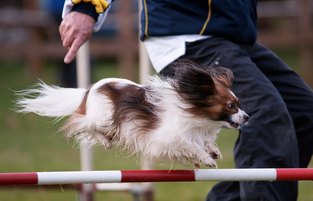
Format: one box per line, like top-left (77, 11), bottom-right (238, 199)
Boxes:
top-left (15, 82), bottom-right (86, 118)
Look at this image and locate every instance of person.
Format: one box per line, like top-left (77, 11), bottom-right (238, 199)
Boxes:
top-left (59, 0), bottom-right (313, 200)
top-left (41, 0), bottom-right (77, 87)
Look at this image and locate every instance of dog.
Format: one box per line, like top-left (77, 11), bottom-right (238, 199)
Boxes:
top-left (16, 59), bottom-right (249, 168)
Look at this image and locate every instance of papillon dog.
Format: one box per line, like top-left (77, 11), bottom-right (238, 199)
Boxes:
top-left (16, 59), bottom-right (249, 167)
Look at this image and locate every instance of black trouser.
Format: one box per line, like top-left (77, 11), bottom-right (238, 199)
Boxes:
top-left (160, 37), bottom-right (313, 201)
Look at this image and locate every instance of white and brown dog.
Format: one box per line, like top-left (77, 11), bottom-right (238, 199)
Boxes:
top-left (16, 59), bottom-right (249, 167)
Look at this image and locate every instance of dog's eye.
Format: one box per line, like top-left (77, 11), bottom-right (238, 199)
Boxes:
top-left (227, 103), bottom-right (236, 110)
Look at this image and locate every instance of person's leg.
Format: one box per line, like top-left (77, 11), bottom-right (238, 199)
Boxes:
top-left (205, 182), bottom-right (240, 201)
top-left (248, 43), bottom-right (313, 167)
top-left (59, 61), bottom-right (77, 87)
top-left (161, 37), bottom-right (299, 200)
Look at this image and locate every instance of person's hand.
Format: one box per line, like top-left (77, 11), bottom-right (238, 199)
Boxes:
top-left (59, 12), bottom-right (95, 63)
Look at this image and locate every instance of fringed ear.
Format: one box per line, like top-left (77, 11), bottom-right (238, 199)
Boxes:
top-left (211, 67), bottom-right (234, 88)
top-left (169, 59), bottom-right (216, 103)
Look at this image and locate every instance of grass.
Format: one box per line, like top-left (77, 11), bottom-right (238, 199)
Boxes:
top-left (0, 51), bottom-right (312, 201)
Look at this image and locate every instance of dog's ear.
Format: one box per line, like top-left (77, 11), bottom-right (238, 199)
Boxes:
top-left (211, 67), bottom-right (234, 88)
top-left (170, 59), bottom-right (216, 101)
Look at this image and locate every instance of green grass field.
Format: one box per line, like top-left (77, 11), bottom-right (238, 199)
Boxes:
top-left (0, 52), bottom-right (312, 201)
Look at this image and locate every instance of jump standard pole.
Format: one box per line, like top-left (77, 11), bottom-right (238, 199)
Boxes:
top-left (1, 168), bottom-right (313, 186)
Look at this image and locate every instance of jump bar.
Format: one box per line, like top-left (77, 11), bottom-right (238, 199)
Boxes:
top-left (1, 168), bottom-right (313, 186)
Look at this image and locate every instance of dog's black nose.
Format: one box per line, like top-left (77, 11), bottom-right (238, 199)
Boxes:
top-left (243, 114), bottom-right (249, 122)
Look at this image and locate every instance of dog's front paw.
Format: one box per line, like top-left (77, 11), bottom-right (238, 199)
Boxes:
top-left (209, 147), bottom-right (222, 160)
top-left (195, 155), bottom-right (217, 168)
top-left (202, 156), bottom-right (217, 168)
top-left (205, 143), bottom-right (223, 160)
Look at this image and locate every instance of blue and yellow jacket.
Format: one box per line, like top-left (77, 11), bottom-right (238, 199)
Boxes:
top-left (72, 0), bottom-right (258, 44)
top-left (140, 0), bottom-right (258, 44)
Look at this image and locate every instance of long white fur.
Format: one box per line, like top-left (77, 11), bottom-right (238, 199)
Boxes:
top-left (16, 82), bottom-right (85, 117)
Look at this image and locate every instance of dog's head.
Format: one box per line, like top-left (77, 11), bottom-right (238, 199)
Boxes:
top-left (169, 59), bottom-right (249, 128)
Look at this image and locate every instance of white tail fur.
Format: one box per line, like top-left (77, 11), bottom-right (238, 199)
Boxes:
top-left (16, 82), bottom-right (86, 118)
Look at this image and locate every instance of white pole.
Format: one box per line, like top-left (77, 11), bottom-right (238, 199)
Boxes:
top-left (195, 169), bottom-right (277, 181)
top-left (138, 2), bottom-right (154, 200)
top-left (139, 42), bottom-right (151, 84)
top-left (76, 41), bottom-right (93, 201)
top-left (138, 0), bottom-right (152, 84)
top-left (37, 171), bottom-right (122, 185)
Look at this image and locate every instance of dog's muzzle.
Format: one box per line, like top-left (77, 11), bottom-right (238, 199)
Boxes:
top-left (228, 109), bottom-right (249, 128)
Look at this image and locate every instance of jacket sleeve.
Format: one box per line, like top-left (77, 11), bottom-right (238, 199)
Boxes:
top-left (62, 0), bottom-right (113, 31)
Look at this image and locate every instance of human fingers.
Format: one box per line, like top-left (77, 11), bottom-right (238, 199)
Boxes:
top-left (62, 31), bottom-right (76, 49)
top-left (59, 21), bottom-right (66, 42)
top-left (59, 12), bottom-right (95, 63)
top-left (59, 18), bottom-right (72, 44)
top-left (64, 37), bottom-right (85, 63)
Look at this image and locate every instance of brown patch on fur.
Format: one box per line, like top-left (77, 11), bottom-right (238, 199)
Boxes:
top-left (76, 88), bottom-right (90, 115)
top-left (97, 82), bottom-right (160, 133)
top-left (203, 81), bottom-right (239, 121)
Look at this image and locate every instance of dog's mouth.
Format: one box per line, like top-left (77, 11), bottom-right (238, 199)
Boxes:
top-left (225, 116), bottom-right (249, 129)
top-left (221, 119), bottom-right (241, 129)
top-left (220, 112), bottom-right (249, 129)
top-left (229, 121), bottom-right (240, 128)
